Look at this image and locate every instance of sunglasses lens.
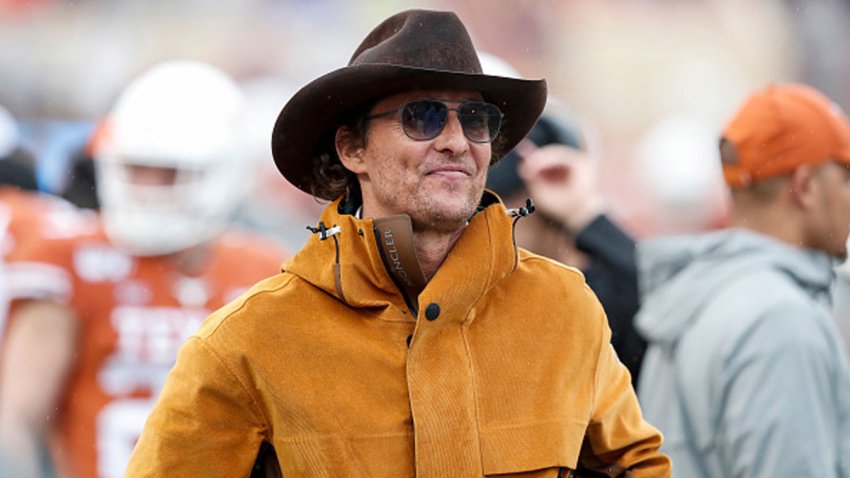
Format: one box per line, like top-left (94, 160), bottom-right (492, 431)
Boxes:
top-left (459, 102), bottom-right (502, 143)
top-left (402, 100), bottom-right (448, 140)
top-left (397, 100), bottom-right (502, 143)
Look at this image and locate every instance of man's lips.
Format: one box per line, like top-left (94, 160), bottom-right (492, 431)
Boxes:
top-left (425, 165), bottom-right (472, 177)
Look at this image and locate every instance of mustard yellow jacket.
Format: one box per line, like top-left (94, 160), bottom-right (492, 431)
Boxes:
top-left (127, 196), bottom-right (670, 477)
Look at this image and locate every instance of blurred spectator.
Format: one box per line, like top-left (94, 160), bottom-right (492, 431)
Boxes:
top-left (0, 103), bottom-right (83, 478)
top-left (487, 109), bottom-right (646, 385)
top-left (0, 61), bottom-right (286, 478)
top-left (0, 103), bottom-right (38, 337)
top-left (481, 52), bottom-right (647, 384)
top-left (0, 103), bottom-right (85, 333)
top-left (0, 103), bottom-right (37, 191)
top-left (60, 140), bottom-right (99, 211)
top-left (636, 84), bottom-right (850, 477)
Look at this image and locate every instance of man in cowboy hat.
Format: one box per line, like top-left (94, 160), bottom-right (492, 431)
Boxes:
top-left (128, 9), bottom-right (670, 477)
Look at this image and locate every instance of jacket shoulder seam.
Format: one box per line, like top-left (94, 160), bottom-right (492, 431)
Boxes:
top-left (518, 252), bottom-right (585, 277)
top-left (197, 273), bottom-right (298, 339)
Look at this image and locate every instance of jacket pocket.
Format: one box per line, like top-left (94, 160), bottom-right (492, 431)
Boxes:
top-left (479, 420), bottom-right (586, 475)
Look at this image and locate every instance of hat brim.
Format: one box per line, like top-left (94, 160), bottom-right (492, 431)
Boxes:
top-left (271, 64), bottom-right (547, 199)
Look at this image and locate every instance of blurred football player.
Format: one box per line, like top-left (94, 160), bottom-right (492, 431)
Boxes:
top-left (0, 61), bottom-right (286, 478)
top-left (0, 104), bottom-right (89, 345)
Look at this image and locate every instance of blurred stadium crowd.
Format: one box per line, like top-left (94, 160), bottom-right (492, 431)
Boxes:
top-left (2, 0), bottom-right (849, 239)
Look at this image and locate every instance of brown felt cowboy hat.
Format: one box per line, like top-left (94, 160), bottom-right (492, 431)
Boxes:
top-left (271, 9), bottom-right (548, 200)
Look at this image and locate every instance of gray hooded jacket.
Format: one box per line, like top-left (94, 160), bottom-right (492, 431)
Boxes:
top-left (636, 229), bottom-right (850, 478)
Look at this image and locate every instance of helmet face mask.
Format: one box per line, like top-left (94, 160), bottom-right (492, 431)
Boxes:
top-left (93, 61), bottom-right (251, 256)
top-left (96, 155), bottom-right (246, 256)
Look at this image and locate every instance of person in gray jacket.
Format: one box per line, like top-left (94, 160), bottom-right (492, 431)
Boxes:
top-left (636, 83), bottom-right (850, 477)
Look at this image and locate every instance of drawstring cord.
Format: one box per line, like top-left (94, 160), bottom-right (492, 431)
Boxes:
top-left (307, 221), bottom-right (346, 302)
top-left (507, 198), bottom-right (536, 220)
top-left (306, 221), bottom-right (341, 241)
top-left (306, 221), bottom-right (342, 261)
top-left (507, 198), bottom-right (536, 270)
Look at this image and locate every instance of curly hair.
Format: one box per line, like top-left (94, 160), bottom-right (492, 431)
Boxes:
top-left (310, 102), bottom-right (373, 201)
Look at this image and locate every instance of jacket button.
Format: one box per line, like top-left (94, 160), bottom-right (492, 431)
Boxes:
top-left (424, 303), bottom-right (440, 321)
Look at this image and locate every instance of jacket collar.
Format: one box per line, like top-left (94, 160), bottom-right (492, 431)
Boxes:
top-left (283, 191), bottom-right (518, 321)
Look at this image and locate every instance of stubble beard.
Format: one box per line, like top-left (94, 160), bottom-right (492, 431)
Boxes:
top-left (409, 182), bottom-right (484, 234)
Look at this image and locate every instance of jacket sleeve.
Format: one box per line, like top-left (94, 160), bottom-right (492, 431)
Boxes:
top-left (126, 336), bottom-right (268, 477)
top-left (575, 214), bottom-right (638, 279)
top-left (716, 303), bottom-right (841, 478)
top-left (579, 308), bottom-right (671, 477)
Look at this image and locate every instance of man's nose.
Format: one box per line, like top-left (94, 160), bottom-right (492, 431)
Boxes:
top-left (433, 112), bottom-right (469, 155)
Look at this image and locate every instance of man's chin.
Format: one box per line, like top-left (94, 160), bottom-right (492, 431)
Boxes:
top-left (411, 203), bottom-right (478, 233)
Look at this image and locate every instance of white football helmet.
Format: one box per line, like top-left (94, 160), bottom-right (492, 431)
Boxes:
top-left (93, 60), bottom-right (251, 256)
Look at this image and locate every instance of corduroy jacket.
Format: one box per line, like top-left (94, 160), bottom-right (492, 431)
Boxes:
top-left (127, 194), bottom-right (670, 477)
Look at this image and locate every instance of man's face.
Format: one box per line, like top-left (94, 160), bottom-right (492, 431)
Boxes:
top-left (812, 160), bottom-right (850, 259)
top-left (350, 89), bottom-right (492, 233)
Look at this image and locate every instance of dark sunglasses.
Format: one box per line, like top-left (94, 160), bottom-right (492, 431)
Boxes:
top-left (366, 99), bottom-right (503, 143)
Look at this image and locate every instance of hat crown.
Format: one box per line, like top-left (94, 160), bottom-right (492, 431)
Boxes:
top-left (349, 9), bottom-right (482, 74)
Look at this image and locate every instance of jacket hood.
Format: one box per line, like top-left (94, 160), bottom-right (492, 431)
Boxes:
top-left (282, 192), bottom-right (520, 317)
top-left (635, 228), bottom-right (836, 349)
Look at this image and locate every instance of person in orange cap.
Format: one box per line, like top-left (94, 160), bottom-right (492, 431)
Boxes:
top-left (127, 8), bottom-right (670, 478)
top-left (636, 83), bottom-right (850, 477)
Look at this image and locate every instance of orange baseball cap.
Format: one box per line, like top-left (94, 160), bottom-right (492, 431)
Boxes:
top-left (721, 83), bottom-right (850, 187)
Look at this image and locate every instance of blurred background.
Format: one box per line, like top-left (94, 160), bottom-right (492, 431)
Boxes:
top-left (0, 0), bottom-right (847, 243)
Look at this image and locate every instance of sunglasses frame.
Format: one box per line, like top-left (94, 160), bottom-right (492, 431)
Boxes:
top-left (366, 98), bottom-right (504, 144)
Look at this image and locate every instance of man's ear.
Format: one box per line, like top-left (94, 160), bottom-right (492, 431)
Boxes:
top-left (335, 126), bottom-right (367, 175)
top-left (788, 164), bottom-right (819, 209)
